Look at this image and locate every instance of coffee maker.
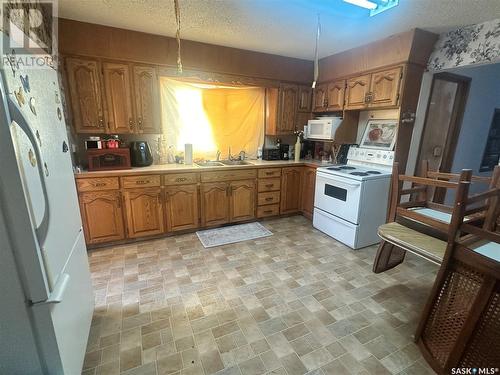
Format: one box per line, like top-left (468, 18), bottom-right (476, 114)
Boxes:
top-left (129, 141), bottom-right (153, 167)
top-left (279, 144), bottom-right (290, 160)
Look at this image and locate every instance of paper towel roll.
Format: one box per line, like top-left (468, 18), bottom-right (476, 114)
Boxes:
top-left (185, 143), bottom-right (193, 165)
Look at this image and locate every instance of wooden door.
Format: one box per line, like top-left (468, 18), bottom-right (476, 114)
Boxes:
top-left (79, 191), bottom-right (124, 244)
top-left (65, 58), bottom-right (105, 133)
top-left (123, 188), bottom-right (164, 238)
top-left (133, 65), bottom-right (161, 134)
top-left (229, 180), bottom-right (256, 223)
top-left (345, 74), bottom-right (371, 110)
top-left (103, 62), bottom-right (135, 133)
top-left (280, 167), bottom-right (302, 214)
top-left (278, 84), bottom-right (298, 134)
top-left (416, 72), bottom-right (470, 203)
top-left (312, 83), bottom-right (327, 112)
top-left (369, 67), bottom-right (403, 108)
top-left (326, 80), bottom-right (346, 111)
top-left (297, 85), bottom-right (312, 112)
top-left (201, 182), bottom-right (230, 227)
top-left (164, 185), bottom-right (199, 232)
top-left (300, 167), bottom-right (316, 220)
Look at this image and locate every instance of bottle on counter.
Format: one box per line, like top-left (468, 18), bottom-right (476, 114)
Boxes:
top-left (294, 136), bottom-right (301, 162)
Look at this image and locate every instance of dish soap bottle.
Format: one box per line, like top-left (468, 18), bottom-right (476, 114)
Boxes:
top-left (294, 135), bottom-right (301, 162)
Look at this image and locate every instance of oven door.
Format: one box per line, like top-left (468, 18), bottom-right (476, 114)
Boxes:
top-left (314, 171), bottom-right (362, 224)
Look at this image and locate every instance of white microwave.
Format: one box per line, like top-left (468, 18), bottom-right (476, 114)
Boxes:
top-left (306, 117), bottom-right (343, 140)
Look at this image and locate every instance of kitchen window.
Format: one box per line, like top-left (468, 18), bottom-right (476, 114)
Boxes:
top-left (160, 78), bottom-right (265, 160)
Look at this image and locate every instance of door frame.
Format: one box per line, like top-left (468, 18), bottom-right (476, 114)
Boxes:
top-left (416, 72), bottom-right (470, 202)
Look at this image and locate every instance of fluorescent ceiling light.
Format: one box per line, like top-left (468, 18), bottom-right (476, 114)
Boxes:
top-left (342, 0), bottom-right (378, 10)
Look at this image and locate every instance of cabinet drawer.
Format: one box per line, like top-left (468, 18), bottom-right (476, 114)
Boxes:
top-left (258, 168), bottom-right (282, 178)
top-left (163, 173), bottom-right (199, 185)
top-left (121, 175), bottom-right (160, 188)
top-left (201, 169), bottom-right (257, 182)
top-left (258, 191), bottom-right (280, 206)
top-left (76, 177), bottom-right (119, 192)
top-left (258, 178), bottom-right (281, 192)
top-left (257, 204), bottom-right (280, 218)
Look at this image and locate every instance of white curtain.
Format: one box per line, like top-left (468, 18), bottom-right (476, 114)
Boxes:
top-left (160, 78), bottom-right (265, 160)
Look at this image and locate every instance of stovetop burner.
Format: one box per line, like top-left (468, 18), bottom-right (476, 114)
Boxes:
top-left (366, 171), bottom-right (382, 174)
top-left (327, 167), bottom-right (342, 171)
top-left (339, 166), bottom-right (356, 170)
top-left (350, 172), bottom-right (369, 176)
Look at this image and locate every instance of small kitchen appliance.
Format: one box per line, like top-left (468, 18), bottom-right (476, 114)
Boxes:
top-left (262, 148), bottom-right (281, 160)
top-left (307, 117), bottom-right (343, 140)
top-left (85, 137), bottom-right (104, 149)
top-left (279, 143), bottom-right (290, 160)
top-left (313, 146), bottom-right (394, 249)
top-left (130, 141), bottom-right (153, 167)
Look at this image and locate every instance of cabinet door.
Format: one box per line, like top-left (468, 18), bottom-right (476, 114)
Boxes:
top-left (345, 74), bottom-right (371, 110)
top-left (133, 65), bottom-right (161, 134)
top-left (280, 167), bottom-right (303, 214)
top-left (300, 167), bottom-right (316, 220)
top-left (165, 185), bottom-right (199, 232)
top-left (297, 85), bottom-right (312, 112)
top-left (201, 182), bottom-right (230, 227)
top-left (326, 80), bottom-right (345, 111)
top-left (312, 84), bottom-right (327, 112)
top-left (103, 62), bottom-right (135, 134)
top-left (278, 84), bottom-right (298, 134)
top-left (66, 58), bottom-right (105, 133)
top-left (123, 188), bottom-right (164, 238)
top-left (369, 67), bottom-right (403, 108)
top-left (79, 191), bottom-right (124, 244)
top-left (229, 180), bottom-right (256, 223)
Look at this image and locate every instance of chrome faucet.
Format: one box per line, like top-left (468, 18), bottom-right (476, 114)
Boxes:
top-left (216, 150), bottom-right (221, 161)
top-left (238, 150), bottom-right (246, 161)
top-left (228, 146), bottom-right (233, 161)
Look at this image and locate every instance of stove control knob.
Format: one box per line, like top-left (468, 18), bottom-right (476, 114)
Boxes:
top-left (389, 155), bottom-right (394, 160)
top-left (383, 155), bottom-right (387, 159)
top-left (377, 154), bottom-right (381, 158)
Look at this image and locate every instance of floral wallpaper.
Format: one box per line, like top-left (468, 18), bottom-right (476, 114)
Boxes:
top-left (428, 18), bottom-right (500, 71)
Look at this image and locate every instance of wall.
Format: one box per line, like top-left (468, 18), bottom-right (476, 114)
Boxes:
top-left (448, 63), bottom-right (500, 176)
top-left (58, 19), bottom-right (313, 83)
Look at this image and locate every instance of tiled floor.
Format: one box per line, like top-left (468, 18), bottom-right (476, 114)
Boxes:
top-left (83, 216), bottom-right (438, 375)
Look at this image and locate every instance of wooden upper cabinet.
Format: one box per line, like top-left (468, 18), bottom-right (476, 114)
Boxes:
top-left (297, 85), bottom-right (312, 112)
top-left (229, 180), bottom-right (256, 223)
top-left (79, 191), bottom-right (124, 244)
top-left (66, 57), bottom-right (105, 133)
top-left (312, 83), bottom-right (327, 112)
top-left (123, 187), bottom-right (164, 238)
top-left (345, 74), bottom-right (371, 110)
top-left (300, 167), bottom-right (316, 220)
top-left (280, 167), bottom-right (302, 215)
top-left (102, 62), bottom-right (135, 134)
top-left (369, 66), bottom-right (403, 108)
top-left (201, 182), bottom-right (230, 227)
top-left (133, 65), bottom-right (161, 134)
top-left (278, 84), bottom-right (298, 134)
top-left (326, 80), bottom-right (346, 111)
top-left (164, 185), bottom-right (199, 232)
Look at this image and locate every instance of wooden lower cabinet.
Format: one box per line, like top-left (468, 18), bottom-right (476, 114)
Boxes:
top-left (122, 188), bottom-right (164, 238)
top-left (79, 190), bottom-right (125, 244)
top-left (280, 167), bottom-right (303, 214)
top-left (229, 180), bottom-right (256, 222)
top-left (201, 182), bottom-right (230, 227)
top-left (164, 185), bottom-right (199, 232)
top-left (301, 167), bottom-right (316, 220)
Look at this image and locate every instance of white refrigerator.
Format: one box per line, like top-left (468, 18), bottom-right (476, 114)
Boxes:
top-left (0, 51), bottom-right (94, 373)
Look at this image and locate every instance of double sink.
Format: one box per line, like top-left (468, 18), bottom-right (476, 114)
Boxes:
top-left (196, 160), bottom-right (253, 167)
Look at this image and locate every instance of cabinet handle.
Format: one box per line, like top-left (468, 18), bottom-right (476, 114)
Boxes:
top-left (364, 92), bottom-right (373, 103)
top-left (93, 182), bottom-right (106, 187)
top-left (98, 117), bottom-right (104, 128)
top-left (137, 117), bottom-right (143, 130)
top-left (135, 180), bottom-right (150, 185)
top-left (129, 118), bottom-right (134, 131)
top-left (175, 177), bottom-right (187, 182)
top-left (117, 195), bottom-right (121, 208)
top-left (265, 197), bottom-right (273, 201)
top-left (265, 184), bottom-right (274, 188)
top-left (263, 210), bottom-right (273, 214)
top-left (265, 172), bottom-right (274, 176)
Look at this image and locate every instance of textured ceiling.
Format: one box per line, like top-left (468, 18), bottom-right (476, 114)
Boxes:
top-left (58, 0), bottom-right (500, 60)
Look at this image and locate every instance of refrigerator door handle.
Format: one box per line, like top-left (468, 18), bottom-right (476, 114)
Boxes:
top-left (31, 273), bottom-right (70, 306)
top-left (4, 92), bottom-right (51, 249)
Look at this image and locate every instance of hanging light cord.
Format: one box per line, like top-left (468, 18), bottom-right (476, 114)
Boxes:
top-left (312, 13), bottom-right (321, 89)
top-left (174, 0), bottom-right (183, 73)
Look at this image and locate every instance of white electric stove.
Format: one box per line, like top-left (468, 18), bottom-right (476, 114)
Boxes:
top-left (313, 146), bottom-right (394, 249)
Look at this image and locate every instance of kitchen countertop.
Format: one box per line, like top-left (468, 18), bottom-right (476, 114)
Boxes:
top-left (74, 159), bottom-right (331, 178)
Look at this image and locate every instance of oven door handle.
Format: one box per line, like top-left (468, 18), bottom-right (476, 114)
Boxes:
top-left (317, 172), bottom-right (362, 188)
